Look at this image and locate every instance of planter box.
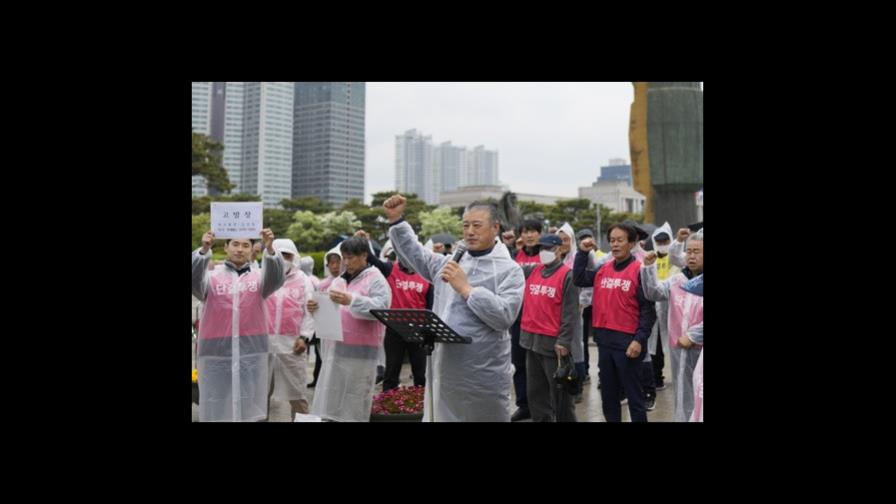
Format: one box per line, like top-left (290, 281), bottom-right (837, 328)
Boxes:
top-left (369, 412), bottom-right (423, 422)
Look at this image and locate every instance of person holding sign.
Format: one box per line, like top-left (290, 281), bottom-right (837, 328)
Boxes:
top-left (191, 228), bottom-right (288, 422)
top-left (307, 237), bottom-right (392, 422)
top-left (383, 194), bottom-right (525, 422)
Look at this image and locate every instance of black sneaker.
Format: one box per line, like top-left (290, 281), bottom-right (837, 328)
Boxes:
top-left (511, 408), bottom-right (531, 422)
top-left (646, 397), bottom-right (656, 411)
top-left (583, 374), bottom-right (591, 384)
top-left (655, 381), bottom-right (666, 391)
top-left (574, 393), bottom-right (583, 404)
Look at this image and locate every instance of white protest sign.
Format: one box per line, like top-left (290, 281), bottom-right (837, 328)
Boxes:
top-left (210, 202), bottom-right (263, 239)
top-left (311, 291), bottom-right (343, 341)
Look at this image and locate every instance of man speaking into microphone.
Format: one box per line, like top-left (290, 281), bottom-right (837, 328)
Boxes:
top-left (383, 194), bottom-right (525, 421)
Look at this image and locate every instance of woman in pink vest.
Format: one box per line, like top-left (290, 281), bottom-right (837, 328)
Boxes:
top-left (191, 229), bottom-right (287, 422)
top-left (361, 233), bottom-right (433, 392)
top-left (641, 231), bottom-right (704, 422)
top-left (265, 239), bottom-right (316, 421)
top-left (307, 237), bottom-right (392, 422)
top-left (519, 234), bottom-right (579, 422)
top-left (572, 223), bottom-right (657, 422)
top-left (308, 245), bottom-right (343, 389)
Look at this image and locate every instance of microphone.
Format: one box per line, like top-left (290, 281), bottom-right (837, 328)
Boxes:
top-left (451, 241), bottom-right (467, 263)
top-left (443, 241), bottom-right (467, 283)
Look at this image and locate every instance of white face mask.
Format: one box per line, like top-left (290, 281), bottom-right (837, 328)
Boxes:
top-left (655, 244), bottom-right (670, 255)
top-left (539, 250), bottom-right (557, 265)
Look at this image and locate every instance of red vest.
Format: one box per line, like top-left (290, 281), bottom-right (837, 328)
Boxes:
top-left (521, 263), bottom-right (570, 338)
top-left (387, 265), bottom-right (430, 310)
top-left (592, 258), bottom-right (641, 334)
top-left (515, 249), bottom-right (541, 265)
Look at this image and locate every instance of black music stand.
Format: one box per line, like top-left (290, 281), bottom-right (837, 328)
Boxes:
top-left (370, 309), bottom-right (471, 422)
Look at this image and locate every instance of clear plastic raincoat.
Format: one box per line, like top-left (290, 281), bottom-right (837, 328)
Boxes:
top-left (309, 265), bottom-right (391, 421)
top-left (389, 220), bottom-right (525, 421)
top-left (192, 247), bottom-right (287, 421)
top-left (267, 239), bottom-right (315, 402)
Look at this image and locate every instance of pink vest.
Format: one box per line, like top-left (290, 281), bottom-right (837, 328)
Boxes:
top-left (200, 267), bottom-right (267, 340)
top-left (592, 258), bottom-right (642, 334)
top-left (318, 275), bottom-right (337, 293)
top-left (387, 266), bottom-right (429, 310)
top-left (668, 274), bottom-right (704, 349)
top-left (265, 272), bottom-right (308, 337)
top-left (691, 348), bottom-right (703, 422)
top-left (515, 249), bottom-right (540, 265)
top-left (521, 263), bottom-right (569, 337)
top-left (330, 268), bottom-right (385, 347)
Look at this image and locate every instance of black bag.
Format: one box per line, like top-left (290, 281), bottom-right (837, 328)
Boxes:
top-left (553, 355), bottom-right (581, 396)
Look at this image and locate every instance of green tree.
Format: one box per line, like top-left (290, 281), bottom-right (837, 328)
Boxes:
top-left (192, 213), bottom-right (210, 250)
top-left (263, 208), bottom-right (294, 239)
top-left (419, 207), bottom-right (463, 239)
top-left (546, 198), bottom-right (597, 234)
top-left (287, 211), bottom-right (327, 252)
top-left (191, 132), bottom-right (234, 193)
top-left (370, 191), bottom-right (436, 235)
top-left (320, 211), bottom-right (363, 239)
top-left (339, 198), bottom-right (386, 242)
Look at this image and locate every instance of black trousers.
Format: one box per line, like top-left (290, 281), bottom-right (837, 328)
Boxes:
top-left (597, 342), bottom-right (648, 422)
top-left (382, 327), bottom-right (426, 391)
top-left (510, 312), bottom-right (528, 409)
top-left (652, 326), bottom-right (666, 385)
top-left (582, 306), bottom-right (592, 373)
top-left (309, 334), bottom-right (322, 385)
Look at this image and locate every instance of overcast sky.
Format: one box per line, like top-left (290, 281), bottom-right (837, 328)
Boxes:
top-left (364, 82), bottom-right (638, 203)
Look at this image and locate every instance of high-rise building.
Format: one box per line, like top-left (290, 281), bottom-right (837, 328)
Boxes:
top-left (191, 82), bottom-right (212, 135)
top-left (241, 82), bottom-right (294, 207)
top-left (466, 145), bottom-right (499, 186)
top-left (395, 129), bottom-right (435, 204)
top-left (434, 141), bottom-right (467, 194)
top-left (396, 132), bottom-right (498, 204)
top-left (191, 82), bottom-right (213, 197)
top-left (220, 82), bottom-right (245, 193)
top-left (597, 159), bottom-right (632, 186)
top-left (293, 82), bottom-right (366, 207)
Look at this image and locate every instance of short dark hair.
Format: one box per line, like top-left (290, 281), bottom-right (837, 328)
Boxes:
top-left (225, 238), bottom-right (254, 246)
top-left (606, 223), bottom-right (639, 243)
top-left (339, 236), bottom-right (370, 256)
top-left (520, 219), bottom-right (543, 234)
top-left (464, 201), bottom-right (499, 226)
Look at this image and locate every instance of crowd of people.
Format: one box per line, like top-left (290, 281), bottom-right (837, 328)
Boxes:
top-left (191, 194), bottom-right (703, 422)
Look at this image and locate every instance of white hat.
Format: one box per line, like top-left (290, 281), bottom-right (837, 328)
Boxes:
top-left (272, 238), bottom-right (300, 262)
